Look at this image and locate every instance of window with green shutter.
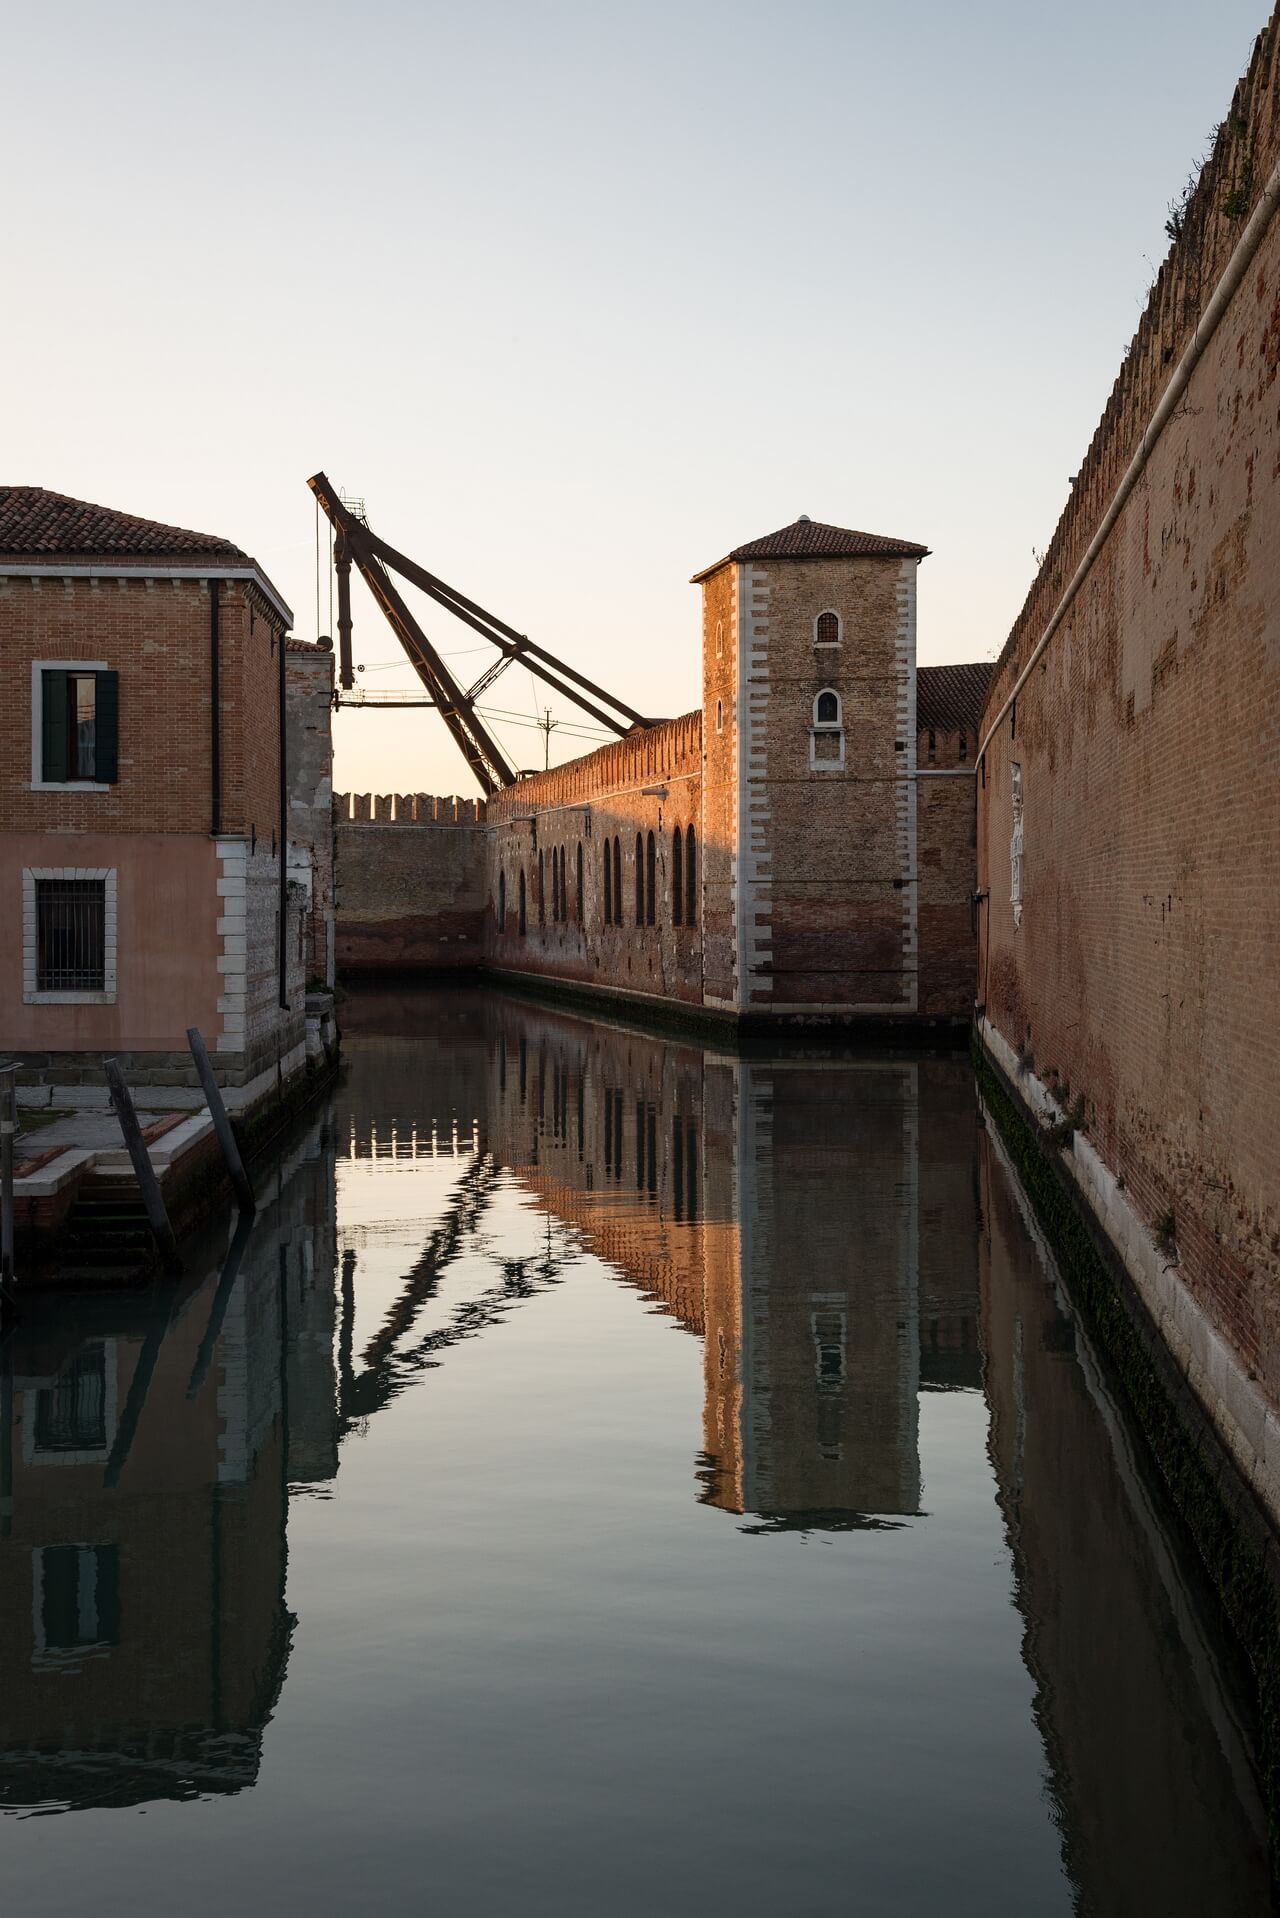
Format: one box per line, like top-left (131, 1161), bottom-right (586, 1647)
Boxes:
top-left (39, 669), bottom-right (118, 783)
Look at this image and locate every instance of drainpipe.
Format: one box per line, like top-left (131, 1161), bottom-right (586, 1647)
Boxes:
top-left (278, 624), bottom-right (289, 1011)
top-left (210, 579), bottom-right (221, 836)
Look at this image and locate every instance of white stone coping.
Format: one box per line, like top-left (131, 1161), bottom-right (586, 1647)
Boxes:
top-left (979, 1016), bottom-right (1280, 1529)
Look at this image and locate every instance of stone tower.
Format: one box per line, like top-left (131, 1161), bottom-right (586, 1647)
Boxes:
top-left (692, 516), bottom-right (929, 1018)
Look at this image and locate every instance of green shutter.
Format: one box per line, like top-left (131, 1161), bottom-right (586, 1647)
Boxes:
top-left (41, 670), bottom-right (68, 782)
top-left (94, 672), bottom-right (119, 782)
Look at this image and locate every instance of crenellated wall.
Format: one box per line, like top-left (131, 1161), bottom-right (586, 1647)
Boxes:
top-left (486, 713), bottom-right (704, 1007)
top-left (334, 792), bottom-right (488, 972)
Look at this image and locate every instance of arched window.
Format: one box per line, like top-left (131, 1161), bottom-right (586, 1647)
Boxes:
top-left (715, 618), bottom-right (723, 658)
top-left (518, 869), bottom-right (527, 936)
top-left (613, 837), bottom-right (621, 919)
top-left (576, 841), bottom-right (584, 920)
top-left (538, 849), bottom-right (545, 927)
top-left (672, 828), bottom-right (684, 925)
top-left (685, 825), bottom-right (697, 926)
top-left (634, 833), bottom-right (644, 925)
top-left (814, 609), bottom-right (841, 647)
top-left (715, 699), bottom-right (724, 734)
top-left (811, 690), bottom-right (844, 772)
top-left (498, 869), bottom-right (506, 929)
top-left (646, 831), bottom-right (656, 926)
top-left (603, 842), bottom-right (613, 924)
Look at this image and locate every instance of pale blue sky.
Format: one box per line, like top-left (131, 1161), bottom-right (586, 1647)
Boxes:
top-left (6, 0), bottom-right (1267, 793)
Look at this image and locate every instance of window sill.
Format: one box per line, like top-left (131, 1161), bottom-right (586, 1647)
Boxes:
top-left (28, 782), bottom-right (113, 794)
top-left (24, 989), bottom-right (117, 1005)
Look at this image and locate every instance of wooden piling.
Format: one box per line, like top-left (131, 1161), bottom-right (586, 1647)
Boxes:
top-left (186, 1027), bottom-right (256, 1215)
top-left (104, 1058), bottom-right (181, 1273)
top-left (0, 1067), bottom-right (16, 1292)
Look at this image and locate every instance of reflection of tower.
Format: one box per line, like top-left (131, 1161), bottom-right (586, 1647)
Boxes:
top-left (703, 1061), bottom-right (922, 1524)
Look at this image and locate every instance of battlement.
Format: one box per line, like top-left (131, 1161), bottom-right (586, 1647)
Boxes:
top-left (335, 792), bottom-right (487, 826)
top-left (486, 712), bottom-right (702, 823)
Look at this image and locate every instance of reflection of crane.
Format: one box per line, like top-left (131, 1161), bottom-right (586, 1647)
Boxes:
top-left (308, 472), bottom-right (657, 795)
top-left (335, 1158), bottom-right (572, 1428)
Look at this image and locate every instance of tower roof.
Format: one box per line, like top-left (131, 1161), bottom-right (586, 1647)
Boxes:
top-left (691, 515), bottom-right (929, 582)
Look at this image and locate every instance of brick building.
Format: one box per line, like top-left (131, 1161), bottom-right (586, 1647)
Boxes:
top-left (0, 487), bottom-right (334, 1101)
top-left (486, 515), bottom-right (990, 1022)
top-left (339, 517), bottom-right (989, 1024)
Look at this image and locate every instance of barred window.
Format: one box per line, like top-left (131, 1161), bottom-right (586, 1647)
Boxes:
top-left (814, 610), bottom-right (841, 647)
top-left (36, 879), bottom-right (105, 991)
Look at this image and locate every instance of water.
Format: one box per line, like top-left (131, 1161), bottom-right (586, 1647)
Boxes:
top-left (0, 988), bottom-right (1270, 1915)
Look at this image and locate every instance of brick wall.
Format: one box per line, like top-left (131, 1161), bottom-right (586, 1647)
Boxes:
top-left (713, 552), bottom-right (919, 1012)
top-left (486, 714), bottom-right (703, 1007)
top-left (977, 21), bottom-right (1280, 1421)
top-left (286, 641), bottom-right (335, 987)
top-left (335, 793), bottom-right (488, 971)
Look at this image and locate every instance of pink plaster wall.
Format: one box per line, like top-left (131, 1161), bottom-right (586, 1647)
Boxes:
top-left (2, 833), bottom-right (220, 1053)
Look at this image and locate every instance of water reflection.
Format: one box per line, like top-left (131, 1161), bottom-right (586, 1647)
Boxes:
top-left (0, 1122), bottom-right (337, 1811)
top-left (0, 986), bottom-right (1269, 1915)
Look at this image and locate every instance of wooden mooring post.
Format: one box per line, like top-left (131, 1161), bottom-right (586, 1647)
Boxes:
top-left (104, 1058), bottom-right (181, 1273)
top-left (186, 1027), bottom-right (256, 1215)
top-left (0, 1066), bottom-right (16, 1292)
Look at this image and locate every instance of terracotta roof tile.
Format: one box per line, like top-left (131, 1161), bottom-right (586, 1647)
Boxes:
top-left (0, 486), bottom-right (247, 561)
top-left (916, 662), bottom-right (993, 735)
top-left (692, 515), bottom-right (929, 580)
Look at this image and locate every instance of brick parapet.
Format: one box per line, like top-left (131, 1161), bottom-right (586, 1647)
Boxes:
top-left (985, 14), bottom-right (1280, 714)
top-left (485, 713), bottom-right (702, 822)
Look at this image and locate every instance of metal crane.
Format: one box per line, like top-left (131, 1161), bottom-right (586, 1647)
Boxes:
top-left (308, 472), bottom-right (657, 796)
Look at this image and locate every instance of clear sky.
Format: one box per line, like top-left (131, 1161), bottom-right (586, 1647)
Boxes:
top-left (7, 0), bottom-right (1267, 795)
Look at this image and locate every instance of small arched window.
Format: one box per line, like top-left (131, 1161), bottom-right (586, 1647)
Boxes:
top-left (716, 699), bottom-right (724, 734)
top-left (603, 841), bottom-right (613, 924)
top-left (958, 732), bottom-right (968, 762)
top-left (576, 841), bottom-right (584, 920)
top-left (634, 833), bottom-right (644, 925)
top-left (646, 831), bottom-right (656, 926)
top-left (672, 828), bottom-right (684, 926)
top-left (498, 869), bottom-right (506, 928)
top-left (715, 618), bottom-right (724, 658)
top-left (518, 869), bottom-right (527, 936)
top-left (814, 610), bottom-right (841, 647)
top-left (811, 690), bottom-right (844, 772)
top-left (685, 825), bottom-right (697, 927)
top-left (613, 836), bottom-right (621, 919)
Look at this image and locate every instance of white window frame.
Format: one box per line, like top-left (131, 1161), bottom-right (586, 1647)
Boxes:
top-left (23, 867), bottom-right (118, 1004)
top-left (809, 688), bottom-right (845, 772)
top-left (29, 660), bottom-right (113, 792)
top-left (813, 609), bottom-right (842, 648)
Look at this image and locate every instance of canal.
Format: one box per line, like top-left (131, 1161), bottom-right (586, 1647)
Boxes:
top-left (0, 987), bottom-right (1270, 1915)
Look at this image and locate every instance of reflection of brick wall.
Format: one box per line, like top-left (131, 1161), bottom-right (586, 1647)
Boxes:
top-left (978, 32), bottom-right (1280, 1415)
top-left (334, 794), bottom-right (488, 971)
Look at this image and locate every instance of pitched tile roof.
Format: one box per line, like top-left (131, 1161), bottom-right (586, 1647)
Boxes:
top-left (692, 515), bottom-right (929, 581)
top-left (916, 661), bottom-right (993, 735)
top-left (0, 486), bottom-right (248, 561)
